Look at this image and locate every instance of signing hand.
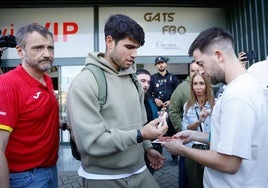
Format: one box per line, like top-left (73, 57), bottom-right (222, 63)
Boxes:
top-left (141, 117), bottom-right (168, 140)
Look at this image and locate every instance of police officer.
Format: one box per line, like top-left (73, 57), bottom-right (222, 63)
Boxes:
top-left (149, 56), bottom-right (179, 111)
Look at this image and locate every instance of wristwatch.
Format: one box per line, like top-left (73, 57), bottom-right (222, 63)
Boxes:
top-left (137, 129), bottom-right (143, 143)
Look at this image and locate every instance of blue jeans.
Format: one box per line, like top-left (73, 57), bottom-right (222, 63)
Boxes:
top-left (9, 165), bottom-right (58, 188)
top-left (178, 156), bottom-right (189, 188)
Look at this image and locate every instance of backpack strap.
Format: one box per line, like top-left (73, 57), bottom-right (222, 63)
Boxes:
top-left (70, 64), bottom-right (107, 161)
top-left (82, 65), bottom-right (139, 109)
top-left (82, 64), bottom-right (107, 109)
top-left (129, 73), bottom-right (139, 92)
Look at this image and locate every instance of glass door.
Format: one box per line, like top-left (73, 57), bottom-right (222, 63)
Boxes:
top-left (58, 65), bottom-right (84, 144)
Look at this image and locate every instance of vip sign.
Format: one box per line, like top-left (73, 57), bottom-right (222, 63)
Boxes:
top-left (0, 8), bottom-right (94, 59)
top-left (45, 22), bottom-right (78, 42)
top-left (1, 22), bottom-right (79, 42)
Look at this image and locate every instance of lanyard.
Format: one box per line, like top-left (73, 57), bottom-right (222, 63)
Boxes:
top-left (194, 106), bottom-right (203, 132)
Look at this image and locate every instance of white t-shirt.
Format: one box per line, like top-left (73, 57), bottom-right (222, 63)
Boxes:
top-left (247, 59), bottom-right (268, 90)
top-left (203, 73), bottom-right (268, 188)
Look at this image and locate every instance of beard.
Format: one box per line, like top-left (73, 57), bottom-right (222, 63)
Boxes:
top-left (25, 56), bottom-right (53, 72)
top-left (158, 66), bottom-right (166, 72)
top-left (205, 61), bottom-right (226, 85)
top-left (209, 71), bottom-right (225, 85)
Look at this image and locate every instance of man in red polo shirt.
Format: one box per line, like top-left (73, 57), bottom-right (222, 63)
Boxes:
top-left (0, 23), bottom-right (59, 188)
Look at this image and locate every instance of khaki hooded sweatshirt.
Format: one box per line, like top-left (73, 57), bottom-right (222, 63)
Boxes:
top-left (67, 52), bottom-right (152, 175)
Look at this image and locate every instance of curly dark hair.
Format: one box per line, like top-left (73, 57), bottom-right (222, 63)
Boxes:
top-left (104, 14), bottom-right (145, 46)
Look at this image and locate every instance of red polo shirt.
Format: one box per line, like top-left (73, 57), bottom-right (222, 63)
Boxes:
top-left (0, 65), bottom-right (59, 172)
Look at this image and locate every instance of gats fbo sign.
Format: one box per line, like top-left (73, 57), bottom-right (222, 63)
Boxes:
top-left (143, 12), bottom-right (186, 35)
top-left (99, 7), bottom-right (225, 56)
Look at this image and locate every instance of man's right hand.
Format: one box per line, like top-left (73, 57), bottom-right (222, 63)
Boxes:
top-left (173, 130), bottom-right (209, 145)
top-left (141, 117), bottom-right (168, 140)
top-left (172, 130), bottom-right (195, 144)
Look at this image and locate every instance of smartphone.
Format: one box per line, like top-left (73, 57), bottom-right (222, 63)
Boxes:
top-left (242, 50), bottom-right (256, 61)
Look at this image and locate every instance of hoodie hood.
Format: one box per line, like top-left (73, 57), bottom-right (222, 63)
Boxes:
top-left (85, 52), bottom-right (137, 76)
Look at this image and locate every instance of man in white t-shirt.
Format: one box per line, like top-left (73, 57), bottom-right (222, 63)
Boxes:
top-left (163, 27), bottom-right (268, 187)
top-left (248, 59), bottom-right (268, 88)
top-left (248, 59), bottom-right (268, 103)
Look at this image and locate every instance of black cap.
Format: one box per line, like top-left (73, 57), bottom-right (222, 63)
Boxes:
top-left (155, 56), bottom-right (168, 65)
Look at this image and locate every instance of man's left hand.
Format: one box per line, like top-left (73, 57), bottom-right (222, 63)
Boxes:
top-left (146, 148), bottom-right (165, 170)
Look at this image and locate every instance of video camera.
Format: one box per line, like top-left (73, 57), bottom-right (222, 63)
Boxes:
top-left (0, 34), bottom-right (16, 48)
top-left (0, 30), bottom-right (16, 65)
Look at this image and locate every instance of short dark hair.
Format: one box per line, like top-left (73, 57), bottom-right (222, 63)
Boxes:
top-left (190, 59), bottom-right (196, 64)
top-left (136, 69), bottom-right (151, 76)
top-left (15, 23), bottom-right (53, 48)
top-left (104, 14), bottom-right (145, 46)
top-left (188, 27), bottom-right (233, 56)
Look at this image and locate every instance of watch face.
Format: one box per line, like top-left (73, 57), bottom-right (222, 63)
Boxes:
top-left (137, 130), bottom-right (143, 143)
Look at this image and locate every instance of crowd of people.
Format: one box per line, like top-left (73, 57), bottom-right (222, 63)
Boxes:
top-left (0, 13), bottom-right (267, 188)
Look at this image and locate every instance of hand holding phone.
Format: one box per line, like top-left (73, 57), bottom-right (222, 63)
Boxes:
top-left (242, 50), bottom-right (256, 61)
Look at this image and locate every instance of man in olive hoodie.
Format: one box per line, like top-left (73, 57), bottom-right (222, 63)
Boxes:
top-left (67, 14), bottom-right (168, 188)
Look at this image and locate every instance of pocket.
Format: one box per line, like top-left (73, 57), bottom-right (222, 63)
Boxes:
top-left (10, 171), bottom-right (34, 187)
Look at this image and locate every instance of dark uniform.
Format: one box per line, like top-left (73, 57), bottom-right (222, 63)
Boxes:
top-left (149, 68), bottom-right (179, 166)
top-left (149, 71), bottom-right (179, 109)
